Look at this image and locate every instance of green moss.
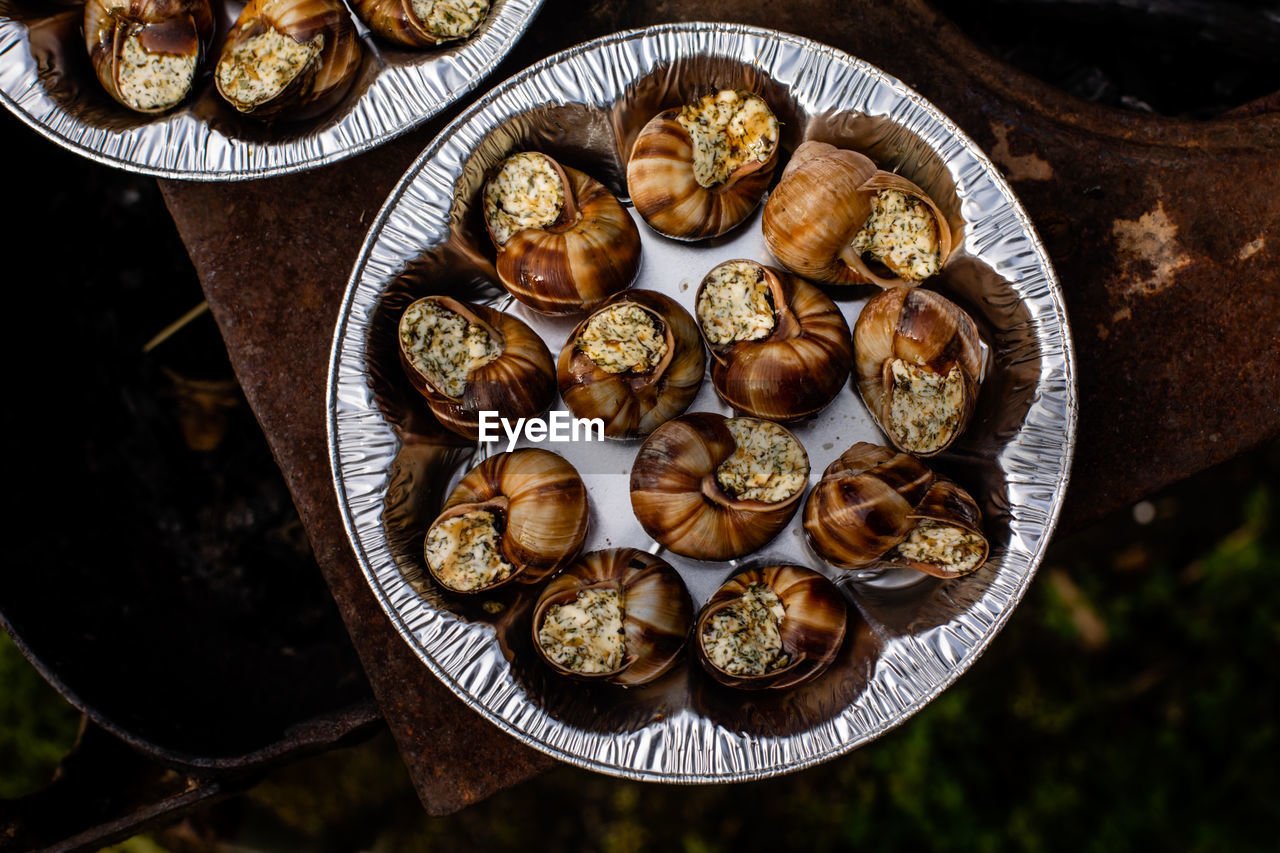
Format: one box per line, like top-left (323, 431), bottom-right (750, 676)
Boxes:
top-left (0, 629), bottom-right (82, 799)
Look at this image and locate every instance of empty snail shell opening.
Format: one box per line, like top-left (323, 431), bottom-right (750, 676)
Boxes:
top-left (409, 0), bottom-right (489, 39)
top-left (676, 90), bottom-right (779, 188)
top-left (484, 152), bottom-right (567, 246)
top-left (701, 583), bottom-right (790, 676)
top-left (537, 587), bottom-right (627, 674)
top-left (886, 359), bottom-right (965, 454)
top-left (850, 189), bottom-right (942, 281)
top-left (890, 520), bottom-right (986, 575)
top-left (576, 303), bottom-right (668, 374)
top-left (425, 508), bottom-right (516, 592)
top-left (117, 29), bottom-right (199, 112)
top-left (715, 419), bottom-right (808, 503)
top-left (217, 28), bottom-right (323, 109)
top-left (399, 299), bottom-right (501, 398)
top-left (696, 261), bottom-right (775, 344)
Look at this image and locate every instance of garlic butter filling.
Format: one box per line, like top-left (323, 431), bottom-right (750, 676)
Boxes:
top-left (887, 359), bottom-right (964, 453)
top-left (118, 33), bottom-right (197, 111)
top-left (676, 90), bottom-right (779, 188)
top-left (702, 584), bottom-right (788, 675)
top-left (852, 189), bottom-right (941, 281)
top-left (696, 261), bottom-right (775, 344)
top-left (538, 588), bottom-right (626, 673)
top-left (409, 0), bottom-right (489, 39)
top-left (892, 520), bottom-right (985, 575)
top-left (484, 152), bottom-right (566, 246)
top-left (399, 300), bottom-right (501, 398)
top-left (217, 28), bottom-right (323, 108)
top-left (577, 303), bottom-right (668, 374)
top-left (425, 509), bottom-right (516, 592)
top-left (716, 418), bottom-right (808, 503)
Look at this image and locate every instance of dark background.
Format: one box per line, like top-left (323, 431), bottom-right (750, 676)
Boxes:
top-left (2, 0), bottom-right (1278, 849)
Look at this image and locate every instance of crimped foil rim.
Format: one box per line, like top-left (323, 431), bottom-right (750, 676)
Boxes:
top-left (0, 0), bottom-right (543, 180)
top-left (328, 22), bottom-right (1077, 781)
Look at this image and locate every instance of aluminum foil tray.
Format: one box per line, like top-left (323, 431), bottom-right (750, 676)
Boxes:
top-left (0, 0), bottom-right (542, 179)
top-left (328, 23), bottom-right (1077, 781)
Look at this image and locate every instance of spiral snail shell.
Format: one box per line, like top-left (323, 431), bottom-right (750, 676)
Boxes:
top-left (353, 0), bottom-right (490, 48)
top-left (424, 448), bottom-right (589, 594)
top-left (763, 141), bottom-right (953, 287)
top-left (626, 89), bottom-right (780, 241)
top-left (532, 548), bottom-right (693, 686)
top-left (694, 259), bottom-right (852, 422)
top-left (483, 152), bottom-right (642, 315)
top-left (215, 0), bottom-right (363, 120)
top-left (83, 0), bottom-right (215, 114)
top-left (398, 295), bottom-right (556, 440)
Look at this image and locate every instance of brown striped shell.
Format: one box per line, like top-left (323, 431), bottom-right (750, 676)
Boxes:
top-left (762, 141), bottom-right (953, 287)
top-left (803, 442), bottom-right (933, 569)
top-left (485, 153), bottom-right (642, 315)
top-left (397, 296), bottom-right (556, 440)
top-left (532, 548), bottom-right (693, 686)
top-left (353, 0), bottom-right (490, 48)
top-left (853, 287), bottom-right (983, 456)
top-left (215, 0), bottom-right (363, 120)
top-left (625, 91), bottom-right (780, 241)
top-left (83, 0), bottom-right (215, 114)
top-left (426, 448), bottom-right (589, 593)
top-left (881, 478), bottom-right (989, 578)
top-left (629, 413), bottom-right (809, 561)
top-left (695, 565), bottom-right (846, 690)
top-left (695, 260), bottom-right (852, 422)
top-left (557, 290), bottom-right (705, 438)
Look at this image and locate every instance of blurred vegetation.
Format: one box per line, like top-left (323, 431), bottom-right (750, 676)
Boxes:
top-left (103, 439), bottom-right (1270, 851)
top-left (0, 629), bottom-right (81, 799)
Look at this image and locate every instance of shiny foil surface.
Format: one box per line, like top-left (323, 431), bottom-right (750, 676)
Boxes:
top-left (328, 23), bottom-right (1077, 781)
top-left (0, 0), bottom-right (543, 179)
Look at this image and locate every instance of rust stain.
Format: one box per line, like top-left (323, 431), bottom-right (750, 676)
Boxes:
top-left (989, 123), bottom-right (1053, 182)
top-left (1237, 236), bottom-right (1265, 261)
top-left (1111, 200), bottom-right (1192, 298)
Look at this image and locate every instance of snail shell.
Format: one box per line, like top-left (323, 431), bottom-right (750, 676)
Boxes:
top-left (880, 477), bottom-right (989, 578)
top-left (83, 0), bottom-right (215, 114)
top-left (626, 89), bottom-right (780, 241)
top-left (353, 0), bottom-right (490, 48)
top-left (695, 565), bottom-right (846, 690)
top-left (398, 295), bottom-right (556, 441)
top-left (695, 260), bottom-right (852, 422)
top-left (484, 152), bottom-right (641, 315)
top-left (424, 448), bottom-right (588, 594)
top-left (557, 290), bottom-right (705, 438)
top-left (803, 442), bottom-right (934, 570)
top-left (853, 286), bottom-right (983, 456)
top-left (629, 413), bottom-right (809, 561)
top-left (762, 141), bottom-right (953, 287)
top-left (215, 0), bottom-right (363, 120)
top-left (532, 548), bottom-right (693, 686)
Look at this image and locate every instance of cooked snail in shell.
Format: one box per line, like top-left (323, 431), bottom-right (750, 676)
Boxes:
top-left (803, 441), bottom-right (988, 577)
top-left (854, 286), bottom-right (983, 456)
top-left (630, 413), bottom-right (809, 561)
top-left (215, 0), bottom-right (363, 120)
top-left (762, 141), bottom-right (953, 287)
top-left (353, 0), bottom-right (490, 48)
top-left (398, 295), bottom-right (556, 440)
top-left (483, 152), bottom-right (641, 315)
top-left (695, 565), bottom-right (846, 690)
top-left (695, 260), bottom-right (852, 421)
top-left (626, 89), bottom-right (780, 241)
top-left (557, 290), bottom-right (705, 438)
top-left (424, 448), bottom-right (588, 594)
top-left (83, 0), bottom-right (215, 114)
top-left (532, 548), bottom-right (693, 686)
